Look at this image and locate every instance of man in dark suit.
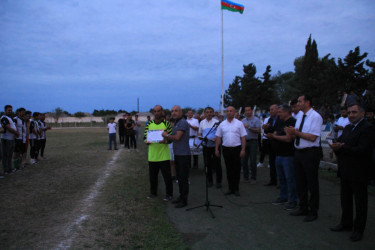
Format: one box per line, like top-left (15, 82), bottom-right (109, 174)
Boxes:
top-left (263, 104), bottom-right (282, 186)
top-left (329, 104), bottom-right (374, 242)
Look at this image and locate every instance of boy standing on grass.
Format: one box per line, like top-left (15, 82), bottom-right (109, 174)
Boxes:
top-left (107, 118), bottom-right (118, 150)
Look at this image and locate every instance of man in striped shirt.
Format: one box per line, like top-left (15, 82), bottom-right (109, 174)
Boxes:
top-left (144, 105), bottom-right (173, 201)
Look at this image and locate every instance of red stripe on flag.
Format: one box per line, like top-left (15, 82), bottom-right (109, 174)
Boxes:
top-left (221, 1), bottom-right (244, 11)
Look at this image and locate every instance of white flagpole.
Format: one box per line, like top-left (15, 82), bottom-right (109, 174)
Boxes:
top-left (221, 8), bottom-right (224, 115)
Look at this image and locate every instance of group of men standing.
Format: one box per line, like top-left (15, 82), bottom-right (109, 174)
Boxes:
top-left (1, 105), bottom-right (50, 178)
top-left (116, 114), bottom-right (141, 151)
top-left (262, 95), bottom-right (374, 241)
top-left (144, 94), bottom-right (374, 242)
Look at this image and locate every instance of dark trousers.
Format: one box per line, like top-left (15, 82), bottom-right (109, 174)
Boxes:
top-left (29, 139), bottom-right (39, 159)
top-left (294, 147), bottom-right (320, 215)
top-left (268, 141), bottom-right (277, 184)
top-left (1, 139), bottom-right (15, 173)
top-left (40, 139), bottom-right (46, 157)
top-left (222, 146), bottom-right (242, 192)
top-left (35, 140), bottom-right (41, 159)
top-left (242, 139), bottom-right (258, 180)
top-left (203, 146), bottom-right (222, 184)
top-left (149, 160), bottom-right (173, 197)
top-left (108, 133), bottom-right (117, 149)
top-left (340, 178), bottom-right (368, 233)
top-left (259, 139), bottom-right (269, 163)
top-left (189, 155), bottom-right (198, 168)
top-left (125, 134), bottom-right (136, 149)
top-left (175, 155), bottom-right (190, 203)
top-left (119, 131), bottom-right (125, 144)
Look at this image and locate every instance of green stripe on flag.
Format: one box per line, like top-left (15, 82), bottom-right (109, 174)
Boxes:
top-left (221, 5), bottom-right (244, 14)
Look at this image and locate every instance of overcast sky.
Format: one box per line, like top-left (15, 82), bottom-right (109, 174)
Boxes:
top-left (1, 0), bottom-right (374, 113)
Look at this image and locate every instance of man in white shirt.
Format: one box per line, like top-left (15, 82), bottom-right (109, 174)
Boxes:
top-left (12, 108), bottom-right (26, 170)
top-left (334, 107), bottom-right (350, 139)
top-left (215, 106), bottom-right (247, 196)
top-left (29, 112), bottom-right (41, 165)
top-left (187, 110), bottom-right (200, 169)
top-left (198, 107), bottom-right (222, 188)
top-left (1, 105), bottom-right (19, 175)
top-left (286, 94), bottom-right (323, 222)
top-left (107, 117), bottom-right (118, 150)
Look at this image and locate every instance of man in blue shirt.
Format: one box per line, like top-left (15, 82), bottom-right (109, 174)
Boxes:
top-left (242, 106), bottom-right (262, 184)
top-left (162, 105), bottom-right (191, 208)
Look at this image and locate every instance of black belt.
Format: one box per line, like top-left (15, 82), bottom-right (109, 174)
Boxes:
top-left (246, 139), bottom-right (257, 142)
top-left (190, 136), bottom-right (196, 138)
top-left (296, 147), bottom-right (319, 152)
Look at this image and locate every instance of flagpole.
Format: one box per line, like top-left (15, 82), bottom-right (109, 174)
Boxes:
top-left (221, 8), bottom-right (224, 115)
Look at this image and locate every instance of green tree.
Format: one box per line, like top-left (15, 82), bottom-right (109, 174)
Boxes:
top-left (338, 46), bottom-right (369, 94)
top-left (224, 76), bottom-right (242, 108)
top-left (272, 71), bottom-right (297, 103)
top-left (258, 65), bottom-right (279, 109)
top-left (74, 112), bottom-right (85, 118)
top-left (52, 107), bottom-right (64, 123)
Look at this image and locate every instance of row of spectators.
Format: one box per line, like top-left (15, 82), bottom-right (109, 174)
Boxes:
top-left (1, 105), bottom-right (51, 178)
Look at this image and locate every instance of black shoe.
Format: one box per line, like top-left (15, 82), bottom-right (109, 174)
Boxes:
top-left (303, 214), bottom-right (318, 222)
top-left (224, 191), bottom-right (233, 195)
top-left (350, 232), bottom-right (363, 242)
top-left (174, 202), bottom-right (187, 208)
top-left (272, 197), bottom-right (288, 205)
top-left (172, 198), bottom-right (181, 204)
top-left (216, 183), bottom-right (222, 189)
top-left (207, 182), bottom-right (213, 188)
top-left (289, 209), bottom-right (308, 216)
top-left (233, 191), bottom-right (240, 197)
top-left (330, 224), bottom-right (352, 232)
top-left (264, 182), bottom-right (277, 186)
top-left (147, 194), bottom-right (157, 199)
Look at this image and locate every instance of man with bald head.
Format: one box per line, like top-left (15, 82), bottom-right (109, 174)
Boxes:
top-left (263, 104), bottom-right (281, 186)
top-left (162, 105), bottom-right (191, 208)
top-left (215, 106), bottom-right (247, 196)
top-left (144, 105), bottom-right (173, 201)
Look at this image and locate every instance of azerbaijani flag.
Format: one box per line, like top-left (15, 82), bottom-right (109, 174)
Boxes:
top-left (221, 0), bottom-right (245, 14)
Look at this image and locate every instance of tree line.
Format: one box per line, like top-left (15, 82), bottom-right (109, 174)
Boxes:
top-left (224, 35), bottom-right (375, 113)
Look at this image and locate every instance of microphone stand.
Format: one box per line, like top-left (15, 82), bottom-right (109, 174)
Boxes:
top-left (186, 122), bottom-right (223, 218)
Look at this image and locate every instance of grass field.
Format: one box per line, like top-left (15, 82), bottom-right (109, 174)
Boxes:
top-left (0, 128), bottom-right (187, 249)
top-left (1, 128), bottom-right (374, 249)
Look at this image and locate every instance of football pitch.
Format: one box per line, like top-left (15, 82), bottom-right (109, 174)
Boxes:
top-left (1, 128), bottom-right (375, 249)
top-left (0, 128), bottom-right (186, 249)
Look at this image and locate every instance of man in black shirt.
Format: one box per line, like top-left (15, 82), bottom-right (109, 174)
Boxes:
top-left (263, 104), bottom-right (282, 186)
top-left (266, 104), bottom-right (297, 210)
top-left (118, 114), bottom-right (126, 144)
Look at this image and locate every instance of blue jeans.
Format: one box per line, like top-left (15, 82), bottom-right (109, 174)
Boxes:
top-left (275, 156), bottom-right (297, 203)
top-left (242, 139), bottom-right (258, 180)
top-left (108, 133), bottom-right (117, 149)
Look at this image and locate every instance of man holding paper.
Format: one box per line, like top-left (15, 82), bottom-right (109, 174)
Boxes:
top-left (144, 105), bottom-right (173, 201)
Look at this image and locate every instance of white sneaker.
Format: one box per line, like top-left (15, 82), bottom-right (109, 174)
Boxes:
top-left (267, 164), bottom-right (270, 168)
top-left (128, 149), bottom-right (130, 152)
top-left (257, 162), bottom-right (263, 168)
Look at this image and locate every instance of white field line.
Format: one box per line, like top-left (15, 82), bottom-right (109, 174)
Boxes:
top-left (54, 148), bottom-right (123, 250)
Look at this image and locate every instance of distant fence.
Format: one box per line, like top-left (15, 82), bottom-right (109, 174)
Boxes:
top-left (47, 122), bottom-right (107, 128)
